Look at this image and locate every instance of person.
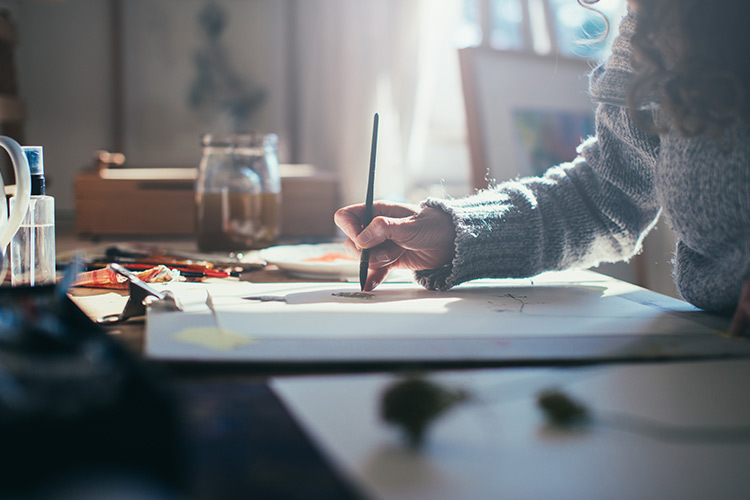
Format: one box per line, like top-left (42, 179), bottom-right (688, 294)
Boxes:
top-left (335, 0), bottom-right (750, 335)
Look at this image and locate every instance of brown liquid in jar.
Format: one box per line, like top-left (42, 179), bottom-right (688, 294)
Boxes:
top-left (196, 191), bottom-right (280, 251)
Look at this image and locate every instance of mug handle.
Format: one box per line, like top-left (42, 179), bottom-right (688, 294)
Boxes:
top-left (0, 136), bottom-right (32, 250)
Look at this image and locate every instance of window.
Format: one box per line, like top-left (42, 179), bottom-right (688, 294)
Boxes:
top-left (459, 0), bottom-right (626, 59)
top-left (408, 0), bottom-right (626, 202)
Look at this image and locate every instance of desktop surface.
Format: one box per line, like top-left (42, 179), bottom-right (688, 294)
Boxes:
top-left (31, 228), bottom-right (750, 498)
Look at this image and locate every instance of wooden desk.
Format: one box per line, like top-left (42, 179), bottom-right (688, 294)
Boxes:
top-left (50, 229), bottom-right (750, 499)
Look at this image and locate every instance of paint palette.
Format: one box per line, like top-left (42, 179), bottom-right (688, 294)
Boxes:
top-left (259, 243), bottom-right (359, 280)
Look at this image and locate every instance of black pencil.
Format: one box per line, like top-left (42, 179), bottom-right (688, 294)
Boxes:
top-left (360, 112), bottom-right (379, 291)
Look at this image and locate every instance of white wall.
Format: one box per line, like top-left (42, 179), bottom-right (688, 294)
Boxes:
top-left (14, 0), bottom-right (290, 215)
top-left (120, 0), bottom-right (290, 169)
top-left (16, 0), bottom-right (114, 215)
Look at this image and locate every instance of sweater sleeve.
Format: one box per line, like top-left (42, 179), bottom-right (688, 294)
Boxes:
top-left (416, 10), bottom-right (662, 291)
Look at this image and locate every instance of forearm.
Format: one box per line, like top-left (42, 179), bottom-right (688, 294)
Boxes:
top-left (416, 104), bottom-right (662, 291)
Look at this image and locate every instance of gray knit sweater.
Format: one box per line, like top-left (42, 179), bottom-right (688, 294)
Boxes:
top-left (416, 11), bottom-right (750, 314)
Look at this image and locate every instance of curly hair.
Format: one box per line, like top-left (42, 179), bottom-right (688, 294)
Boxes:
top-left (584, 0), bottom-right (750, 139)
top-left (626, 0), bottom-right (750, 139)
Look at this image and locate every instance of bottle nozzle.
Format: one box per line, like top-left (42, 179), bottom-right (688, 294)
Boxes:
top-left (22, 146), bottom-right (45, 195)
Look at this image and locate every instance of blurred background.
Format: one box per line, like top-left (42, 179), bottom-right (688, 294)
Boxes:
top-left (0, 0), bottom-right (678, 296)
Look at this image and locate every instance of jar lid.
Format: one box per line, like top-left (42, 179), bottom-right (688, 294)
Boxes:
top-left (201, 132), bottom-right (278, 148)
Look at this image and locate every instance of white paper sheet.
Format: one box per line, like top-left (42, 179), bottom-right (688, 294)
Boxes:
top-left (144, 270), bottom-right (745, 362)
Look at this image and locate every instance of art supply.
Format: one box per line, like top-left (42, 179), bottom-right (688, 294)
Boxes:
top-left (360, 113), bottom-right (379, 291)
top-left (88, 247), bottom-right (237, 278)
top-left (195, 133), bottom-right (281, 252)
top-left (102, 244), bottom-right (265, 272)
top-left (95, 263), bottom-right (182, 324)
top-left (75, 264), bottom-right (180, 291)
top-left (10, 146), bottom-right (55, 286)
top-left (85, 261), bottom-right (233, 279)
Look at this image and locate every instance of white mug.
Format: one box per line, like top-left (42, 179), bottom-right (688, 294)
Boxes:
top-left (0, 136), bottom-right (31, 269)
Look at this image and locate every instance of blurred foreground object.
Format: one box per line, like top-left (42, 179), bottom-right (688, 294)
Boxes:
top-left (381, 376), bottom-right (469, 449)
top-left (0, 283), bottom-right (186, 497)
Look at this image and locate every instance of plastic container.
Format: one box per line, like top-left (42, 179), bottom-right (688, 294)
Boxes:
top-left (10, 146), bottom-right (55, 286)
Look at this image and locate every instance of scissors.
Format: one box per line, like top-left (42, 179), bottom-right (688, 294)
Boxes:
top-left (97, 263), bottom-right (182, 325)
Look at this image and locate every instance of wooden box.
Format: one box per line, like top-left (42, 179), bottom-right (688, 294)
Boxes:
top-left (74, 165), bottom-right (339, 238)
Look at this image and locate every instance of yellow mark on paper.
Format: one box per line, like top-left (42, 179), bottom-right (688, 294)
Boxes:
top-left (173, 327), bottom-right (256, 351)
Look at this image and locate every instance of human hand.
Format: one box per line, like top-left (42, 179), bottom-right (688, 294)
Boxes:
top-left (334, 201), bottom-right (456, 291)
top-left (729, 280), bottom-right (750, 337)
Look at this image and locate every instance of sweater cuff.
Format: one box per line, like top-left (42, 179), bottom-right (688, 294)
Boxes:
top-left (415, 192), bottom-right (537, 290)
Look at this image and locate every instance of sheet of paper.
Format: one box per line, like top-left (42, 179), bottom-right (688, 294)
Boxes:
top-left (144, 270), bottom-right (746, 362)
top-left (271, 360), bottom-right (750, 500)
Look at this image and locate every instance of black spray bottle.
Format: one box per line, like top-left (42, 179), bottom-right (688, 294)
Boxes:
top-left (10, 146), bottom-right (55, 286)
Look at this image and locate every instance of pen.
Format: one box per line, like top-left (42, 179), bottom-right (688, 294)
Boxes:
top-left (360, 112), bottom-right (379, 291)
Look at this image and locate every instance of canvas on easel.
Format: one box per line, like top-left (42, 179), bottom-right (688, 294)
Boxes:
top-left (459, 47), bottom-right (595, 189)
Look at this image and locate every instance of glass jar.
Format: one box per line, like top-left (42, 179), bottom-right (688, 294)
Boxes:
top-left (195, 133), bottom-right (281, 252)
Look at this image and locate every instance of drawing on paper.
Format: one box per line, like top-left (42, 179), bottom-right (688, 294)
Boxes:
top-left (331, 292), bottom-right (375, 300)
top-left (244, 295), bottom-right (288, 303)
